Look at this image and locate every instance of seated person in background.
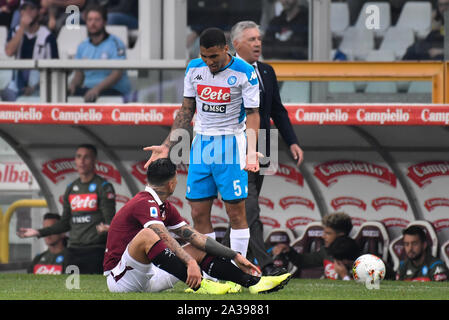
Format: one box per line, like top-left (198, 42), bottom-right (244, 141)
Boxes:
top-left (272, 212), bottom-right (357, 280)
top-left (106, 0), bottom-right (138, 30)
top-left (1, 0), bottom-right (58, 101)
top-left (68, 3), bottom-right (131, 102)
top-left (40, 0), bottom-right (86, 35)
top-left (0, 0), bottom-right (19, 28)
top-left (403, 0), bottom-right (448, 60)
top-left (263, 0), bottom-right (308, 60)
top-left (28, 213), bottom-right (68, 275)
top-left (326, 235), bottom-right (360, 281)
top-left (396, 225), bottom-right (448, 281)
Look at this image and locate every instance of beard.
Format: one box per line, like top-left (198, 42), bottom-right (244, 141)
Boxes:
top-left (408, 250), bottom-right (424, 262)
top-left (88, 28), bottom-right (106, 38)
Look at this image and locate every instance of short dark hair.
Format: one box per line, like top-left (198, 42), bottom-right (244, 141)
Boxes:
top-left (327, 236), bottom-right (360, 261)
top-left (84, 3), bottom-right (108, 21)
top-left (199, 28), bottom-right (227, 49)
top-left (43, 213), bottom-right (61, 221)
top-left (146, 158), bottom-right (177, 186)
top-left (322, 212), bottom-right (353, 236)
top-left (402, 225), bottom-right (426, 243)
top-left (76, 144), bottom-right (98, 158)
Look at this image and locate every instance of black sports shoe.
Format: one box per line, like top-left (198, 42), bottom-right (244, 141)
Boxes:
top-left (262, 263), bottom-right (288, 276)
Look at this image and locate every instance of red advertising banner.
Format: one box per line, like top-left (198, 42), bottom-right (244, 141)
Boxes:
top-left (2, 104), bottom-right (449, 126)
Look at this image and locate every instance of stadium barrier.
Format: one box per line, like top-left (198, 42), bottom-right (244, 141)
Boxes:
top-left (0, 199), bottom-right (48, 263)
top-left (0, 60), bottom-right (448, 103)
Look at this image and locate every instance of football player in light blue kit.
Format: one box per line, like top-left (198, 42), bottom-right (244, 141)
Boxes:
top-left (144, 28), bottom-right (260, 265)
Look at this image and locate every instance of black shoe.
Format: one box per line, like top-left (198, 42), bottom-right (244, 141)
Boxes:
top-left (262, 264), bottom-right (288, 276)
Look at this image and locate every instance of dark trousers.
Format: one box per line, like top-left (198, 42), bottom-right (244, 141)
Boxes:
top-left (222, 171), bottom-right (273, 269)
top-left (63, 246), bottom-right (105, 274)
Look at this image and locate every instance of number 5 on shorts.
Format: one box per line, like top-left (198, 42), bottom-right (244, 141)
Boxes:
top-left (233, 180), bottom-right (242, 196)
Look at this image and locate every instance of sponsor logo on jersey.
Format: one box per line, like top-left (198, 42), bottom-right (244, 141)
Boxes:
top-left (33, 264), bottom-right (63, 275)
top-left (69, 193), bottom-right (98, 212)
top-left (197, 85), bottom-right (231, 103)
top-left (194, 74), bottom-right (203, 81)
top-left (202, 103), bottom-right (226, 113)
top-left (249, 71), bottom-right (257, 82)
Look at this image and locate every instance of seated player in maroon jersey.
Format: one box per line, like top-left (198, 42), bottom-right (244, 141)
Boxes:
top-left (103, 158), bottom-right (292, 293)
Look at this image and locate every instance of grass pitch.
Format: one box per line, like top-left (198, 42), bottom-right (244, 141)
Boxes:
top-left (1, 273), bottom-right (449, 300)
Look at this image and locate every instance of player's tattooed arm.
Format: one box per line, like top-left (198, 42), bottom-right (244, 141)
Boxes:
top-left (148, 223), bottom-right (196, 265)
top-left (162, 97), bottom-right (196, 149)
top-left (173, 224), bottom-right (237, 260)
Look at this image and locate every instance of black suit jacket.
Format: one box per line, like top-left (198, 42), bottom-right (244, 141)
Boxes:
top-left (256, 61), bottom-right (299, 158)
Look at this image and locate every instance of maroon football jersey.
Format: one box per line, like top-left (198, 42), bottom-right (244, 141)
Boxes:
top-left (103, 186), bottom-right (186, 272)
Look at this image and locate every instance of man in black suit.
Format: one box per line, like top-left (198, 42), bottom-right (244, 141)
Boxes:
top-left (224, 20), bottom-right (304, 276)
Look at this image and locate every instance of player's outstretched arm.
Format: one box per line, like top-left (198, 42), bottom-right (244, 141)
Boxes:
top-left (245, 107), bottom-right (260, 173)
top-left (143, 97), bottom-right (196, 168)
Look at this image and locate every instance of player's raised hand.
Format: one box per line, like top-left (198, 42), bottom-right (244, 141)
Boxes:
top-left (244, 151), bottom-right (264, 173)
top-left (142, 144), bottom-right (170, 168)
top-left (17, 228), bottom-right (39, 238)
top-left (234, 253), bottom-right (261, 276)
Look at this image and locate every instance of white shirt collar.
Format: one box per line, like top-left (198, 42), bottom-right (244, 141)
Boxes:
top-left (145, 185), bottom-right (163, 206)
top-left (236, 53), bottom-right (257, 68)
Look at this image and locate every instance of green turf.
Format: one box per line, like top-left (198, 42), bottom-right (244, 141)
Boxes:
top-left (1, 273), bottom-right (449, 300)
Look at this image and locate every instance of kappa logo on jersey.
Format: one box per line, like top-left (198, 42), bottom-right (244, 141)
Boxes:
top-left (69, 193), bottom-right (98, 212)
top-left (249, 71), bottom-right (257, 81)
top-left (194, 74), bottom-right (203, 81)
top-left (202, 103), bottom-right (226, 113)
top-left (197, 85), bottom-right (231, 103)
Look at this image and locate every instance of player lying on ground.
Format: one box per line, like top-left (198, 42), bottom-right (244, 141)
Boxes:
top-left (103, 158), bottom-right (291, 294)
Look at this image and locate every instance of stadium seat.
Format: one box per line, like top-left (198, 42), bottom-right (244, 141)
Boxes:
top-left (353, 221), bottom-right (390, 261)
top-left (264, 228), bottom-right (296, 272)
top-left (440, 240), bottom-right (449, 269)
top-left (339, 26), bottom-right (375, 60)
top-left (213, 223), bottom-right (229, 244)
top-left (408, 81), bottom-right (432, 93)
top-left (396, 2), bottom-right (432, 39)
top-left (0, 70), bottom-right (12, 90)
top-left (389, 220), bottom-right (439, 271)
top-left (57, 25), bottom-right (87, 59)
top-left (355, 2), bottom-right (391, 38)
top-left (106, 25), bottom-right (129, 48)
top-left (378, 26), bottom-right (415, 59)
top-left (365, 49), bottom-right (396, 62)
top-left (289, 222), bottom-right (325, 278)
top-left (330, 2), bottom-right (350, 38)
top-left (279, 81), bottom-right (310, 103)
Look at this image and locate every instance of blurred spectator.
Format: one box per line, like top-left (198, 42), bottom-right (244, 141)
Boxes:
top-left (27, 213), bottom-right (68, 275)
top-left (272, 212), bottom-right (358, 280)
top-left (39, 0), bottom-right (86, 35)
top-left (396, 225), bottom-right (448, 281)
top-left (1, 0), bottom-right (58, 102)
top-left (0, 0), bottom-right (19, 28)
top-left (263, 0), bottom-right (308, 60)
top-left (106, 0), bottom-right (138, 30)
top-left (402, 0), bottom-right (448, 60)
top-left (68, 3), bottom-right (130, 102)
top-left (18, 144), bottom-right (117, 274)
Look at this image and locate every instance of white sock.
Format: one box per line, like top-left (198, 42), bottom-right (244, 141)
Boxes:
top-left (205, 231), bottom-right (216, 240)
top-left (230, 228), bottom-right (250, 258)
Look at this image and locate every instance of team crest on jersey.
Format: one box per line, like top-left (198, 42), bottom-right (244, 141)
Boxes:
top-left (88, 183), bottom-right (97, 192)
top-left (227, 76), bottom-right (237, 85)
